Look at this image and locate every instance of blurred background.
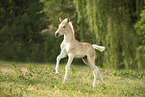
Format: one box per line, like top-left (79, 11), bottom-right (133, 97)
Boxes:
top-left (0, 0), bottom-right (144, 70)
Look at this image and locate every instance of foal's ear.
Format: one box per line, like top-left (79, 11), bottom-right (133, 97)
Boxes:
top-left (67, 17), bottom-right (70, 23)
top-left (59, 17), bottom-right (63, 22)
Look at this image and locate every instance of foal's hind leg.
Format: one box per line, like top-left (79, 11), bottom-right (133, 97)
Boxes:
top-left (95, 66), bottom-right (105, 85)
top-left (82, 57), bottom-right (97, 87)
top-left (87, 55), bottom-right (104, 87)
top-left (55, 48), bottom-right (67, 74)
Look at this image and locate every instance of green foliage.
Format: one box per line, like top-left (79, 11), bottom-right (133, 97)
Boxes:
top-left (41, 0), bottom-right (76, 26)
top-left (135, 9), bottom-right (145, 69)
top-left (0, 0), bottom-right (47, 62)
top-left (73, 0), bottom-right (143, 69)
top-left (0, 61), bottom-right (145, 96)
top-left (136, 0), bottom-right (144, 20)
top-left (136, 46), bottom-right (145, 69)
top-left (135, 10), bottom-right (145, 45)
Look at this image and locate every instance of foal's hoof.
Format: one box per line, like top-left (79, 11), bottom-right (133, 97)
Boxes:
top-left (101, 82), bottom-right (105, 86)
top-left (63, 79), bottom-right (67, 84)
top-left (63, 81), bottom-right (66, 84)
top-left (55, 72), bottom-right (59, 75)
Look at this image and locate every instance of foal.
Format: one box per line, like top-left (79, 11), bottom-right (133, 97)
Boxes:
top-left (55, 17), bottom-right (105, 87)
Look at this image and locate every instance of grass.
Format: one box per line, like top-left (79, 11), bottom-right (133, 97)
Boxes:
top-left (0, 60), bottom-right (145, 97)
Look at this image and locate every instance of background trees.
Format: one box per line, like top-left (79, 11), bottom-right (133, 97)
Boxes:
top-left (135, 8), bottom-right (145, 69)
top-left (0, 0), bottom-right (144, 69)
top-left (73, 0), bottom-right (144, 69)
top-left (0, 0), bottom-right (47, 62)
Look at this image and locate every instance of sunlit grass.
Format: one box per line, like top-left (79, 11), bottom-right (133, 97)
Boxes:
top-left (0, 60), bottom-right (145, 97)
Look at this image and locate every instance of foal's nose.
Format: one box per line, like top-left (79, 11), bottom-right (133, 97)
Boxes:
top-left (55, 32), bottom-right (60, 38)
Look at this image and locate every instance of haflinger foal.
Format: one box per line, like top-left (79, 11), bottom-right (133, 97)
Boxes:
top-left (55, 17), bottom-right (105, 87)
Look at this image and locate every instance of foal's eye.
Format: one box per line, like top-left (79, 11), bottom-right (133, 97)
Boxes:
top-left (63, 26), bottom-right (65, 28)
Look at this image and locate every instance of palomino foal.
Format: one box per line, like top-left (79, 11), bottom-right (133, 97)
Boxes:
top-left (55, 17), bottom-right (105, 87)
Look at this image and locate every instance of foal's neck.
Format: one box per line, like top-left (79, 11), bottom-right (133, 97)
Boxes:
top-left (64, 26), bottom-right (75, 42)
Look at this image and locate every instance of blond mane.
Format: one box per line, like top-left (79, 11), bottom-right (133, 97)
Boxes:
top-left (69, 22), bottom-right (75, 35)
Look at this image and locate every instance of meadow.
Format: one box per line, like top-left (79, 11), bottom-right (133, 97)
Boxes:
top-left (0, 60), bottom-right (144, 97)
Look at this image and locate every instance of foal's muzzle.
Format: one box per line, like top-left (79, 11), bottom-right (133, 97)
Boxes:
top-left (55, 32), bottom-right (60, 38)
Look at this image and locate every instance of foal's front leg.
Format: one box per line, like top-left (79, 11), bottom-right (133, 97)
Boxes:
top-left (63, 54), bottom-right (74, 84)
top-left (55, 48), bottom-right (66, 74)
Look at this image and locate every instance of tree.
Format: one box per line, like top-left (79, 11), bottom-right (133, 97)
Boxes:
top-left (135, 9), bottom-right (145, 69)
top-left (73, 0), bottom-right (143, 69)
top-left (0, 0), bottom-right (47, 61)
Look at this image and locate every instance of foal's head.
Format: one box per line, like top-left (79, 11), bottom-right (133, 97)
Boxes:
top-left (55, 17), bottom-right (71, 38)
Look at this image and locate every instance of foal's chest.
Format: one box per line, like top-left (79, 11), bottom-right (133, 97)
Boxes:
top-left (65, 43), bottom-right (75, 52)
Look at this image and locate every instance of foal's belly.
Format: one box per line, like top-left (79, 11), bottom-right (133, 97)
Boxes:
top-left (75, 54), bottom-right (86, 58)
top-left (74, 51), bottom-right (86, 58)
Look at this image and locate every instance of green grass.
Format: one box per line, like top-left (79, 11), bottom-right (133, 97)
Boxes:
top-left (0, 60), bottom-right (145, 97)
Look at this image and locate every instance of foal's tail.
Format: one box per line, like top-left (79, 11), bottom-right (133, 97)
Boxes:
top-left (92, 44), bottom-right (105, 52)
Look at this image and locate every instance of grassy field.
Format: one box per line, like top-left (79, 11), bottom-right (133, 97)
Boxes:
top-left (0, 60), bottom-right (145, 97)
